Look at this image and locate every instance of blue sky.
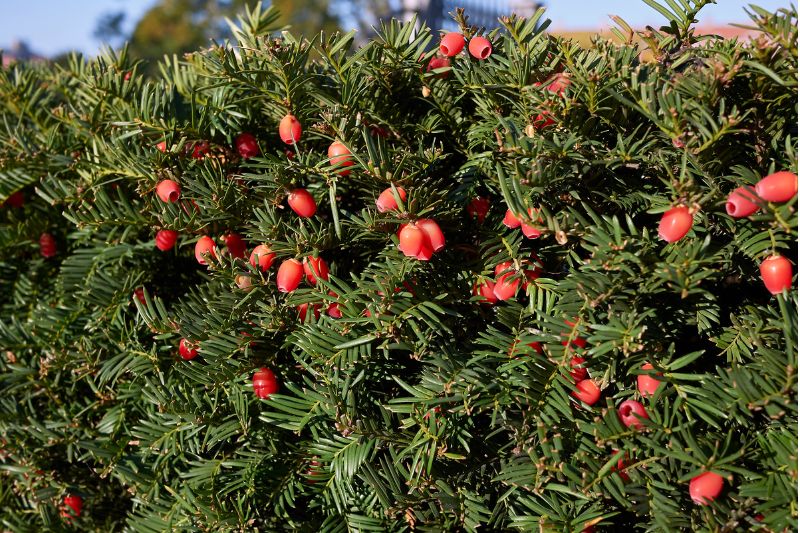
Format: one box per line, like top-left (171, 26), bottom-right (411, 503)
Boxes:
top-left (0, 0), bottom-right (792, 57)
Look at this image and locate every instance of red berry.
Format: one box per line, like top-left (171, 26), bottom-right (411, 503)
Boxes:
top-left (327, 141), bottom-right (353, 175)
top-left (235, 132), bottom-right (259, 159)
top-left (156, 141), bottom-right (167, 153)
top-left (277, 259), bottom-right (304, 292)
top-left (155, 230), bottom-right (178, 251)
top-left (426, 56), bottom-right (451, 77)
top-left (467, 196), bottom-right (490, 223)
top-left (571, 379), bottom-right (601, 406)
top-left (569, 356), bottom-right (588, 381)
top-left (468, 36), bottom-right (492, 59)
top-left (755, 171), bottom-right (797, 203)
top-left (658, 205), bottom-right (693, 242)
top-left (191, 141), bottom-right (209, 159)
top-left (61, 495), bottom-right (83, 518)
top-left (194, 236), bottom-right (217, 265)
top-left (726, 186), bottom-right (760, 218)
top-left (618, 399), bottom-right (648, 429)
top-left (253, 367), bottom-right (279, 399)
top-left (611, 450), bottom-right (631, 482)
top-left (416, 219), bottom-right (445, 252)
top-left (507, 340), bottom-right (542, 358)
top-left (297, 302), bottom-right (321, 321)
top-left (249, 244), bottom-right (276, 272)
top-left (156, 179), bottom-right (181, 203)
top-left (398, 223), bottom-right (425, 257)
top-left (39, 233), bottom-right (57, 258)
top-left (279, 114), bottom-right (302, 145)
top-left (533, 112), bottom-right (555, 129)
top-left (689, 471), bottom-right (724, 505)
top-left (303, 256), bottom-right (330, 284)
top-left (416, 240), bottom-right (434, 261)
top-left (493, 261), bottom-right (521, 301)
top-left (287, 188), bottom-right (317, 218)
top-left (759, 254), bottom-right (793, 295)
top-left (224, 233), bottom-right (247, 259)
top-left (473, 279), bottom-right (498, 305)
top-left (518, 208), bottom-right (542, 238)
top-left (327, 291), bottom-right (342, 318)
top-left (376, 186), bottom-right (407, 213)
top-left (546, 73), bottom-right (570, 95)
top-left (133, 287), bottom-right (146, 305)
top-left (638, 363), bottom-right (662, 397)
top-left (439, 32), bottom-right (465, 57)
top-left (503, 209), bottom-right (522, 228)
top-left (561, 319), bottom-right (588, 349)
top-left (521, 222), bottom-right (541, 239)
top-left (4, 190), bottom-right (24, 208)
top-left (521, 256), bottom-right (543, 287)
top-left (178, 338), bottom-right (199, 360)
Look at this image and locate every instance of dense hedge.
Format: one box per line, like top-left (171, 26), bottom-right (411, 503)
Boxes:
top-left (0, 2), bottom-right (796, 531)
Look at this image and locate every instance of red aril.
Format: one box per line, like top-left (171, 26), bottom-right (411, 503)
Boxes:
top-left (155, 230), bottom-right (178, 251)
top-left (759, 254), bottom-right (793, 295)
top-left (416, 219), bottom-right (445, 252)
top-left (279, 114), bottom-right (302, 144)
top-left (726, 186), bottom-right (759, 217)
top-left (61, 495), bottom-right (83, 519)
top-left (468, 36), bottom-right (492, 59)
top-left (618, 399), bottom-right (648, 429)
top-left (303, 256), bottom-right (330, 284)
top-left (224, 233), bottom-right (247, 259)
top-left (287, 188), bottom-right (317, 218)
top-left (297, 303), bottom-right (321, 321)
top-left (503, 209), bottom-right (522, 228)
top-left (569, 356), bottom-right (588, 381)
top-left (178, 338), bottom-right (199, 360)
top-left (467, 196), bottom-right (490, 223)
top-left (39, 233), bottom-right (57, 258)
top-left (277, 259), bottom-right (304, 292)
top-left (399, 223), bottom-right (425, 257)
top-left (249, 244), bottom-right (276, 272)
top-left (493, 261), bottom-right (521, 301)
top-left (376, 186), bottom-right (407, 213)
top-left (571, 379), bottom-right (601, 406)
top-left (689, 471), bottom-right (724, 505)
top-left (156, 179), bottom-right (180, 203)
top-left (235, 132), bottom-right (259, 159)
top-left (658, 205), bottom-right (693, 242)
top-left (638, 363), bottom-right (662, 397)
top-left (253, 368), bottom-right (279, 399)
top-left (439, 32), bottom-right (465, 57)
top-left (194, 236), bottom-right (217, 265)
top-left (473, 279), bottom-right (497, 305)
top-left (755, 171), bottom-right (797, 202)
top-left (327, 141), bottom-right (353, 175)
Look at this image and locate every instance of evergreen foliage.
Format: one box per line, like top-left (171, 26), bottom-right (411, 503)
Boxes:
top-left (0, 2), bottom-right (796, 531)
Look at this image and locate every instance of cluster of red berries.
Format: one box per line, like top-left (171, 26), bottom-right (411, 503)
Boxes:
top-left (503, 207), bottom-right (543, 239)
top-left (659, 171), bottom-right (796, 296)
top-left (564, 327), bottom-right (726, 505)
top-left (532, 73), bottom-right (570, 128)
top-left (439, 32), bottom-right (493, 60)
top-left (398, 220), bottom-right (445, 260)
top-left (473, 255), bottom-right (541, 304)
